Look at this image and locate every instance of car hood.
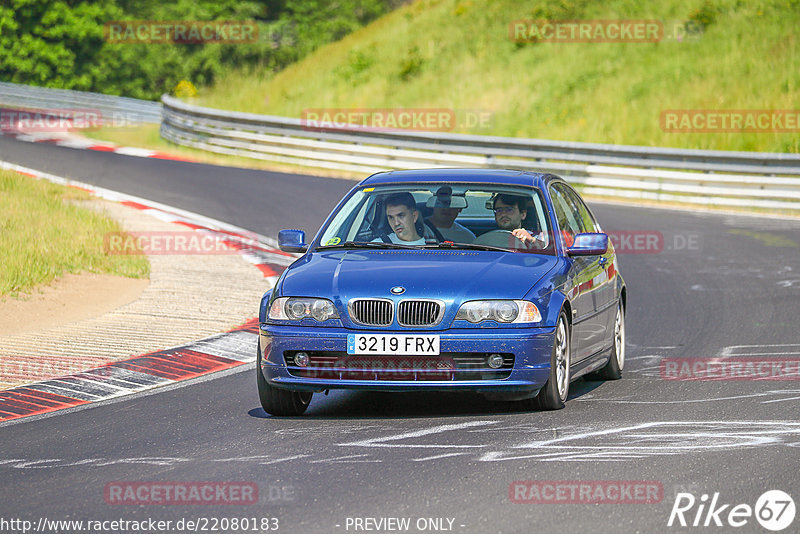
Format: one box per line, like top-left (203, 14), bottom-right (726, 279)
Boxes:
top-left (279, 249), bottom-right (557, 304)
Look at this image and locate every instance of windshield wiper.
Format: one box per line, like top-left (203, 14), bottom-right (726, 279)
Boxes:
top-left (318, 241), bottom-right (513, 252)
top-left (421, 242), bottom-right (510, 252)
top-left (317, 241), bottom-right (418, 250)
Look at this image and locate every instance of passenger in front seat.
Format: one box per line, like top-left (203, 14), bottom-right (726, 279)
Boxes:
top-left (373, 192), bottom-right (426, 245)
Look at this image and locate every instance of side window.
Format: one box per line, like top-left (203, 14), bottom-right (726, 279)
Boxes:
top-left (561, 186), bottom-right (600, 233)
top-left (549, 185), bottom-right (582, 247)
top-left (527, 192), bottom-right (550, 246)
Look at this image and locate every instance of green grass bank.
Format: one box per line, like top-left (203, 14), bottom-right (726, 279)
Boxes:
top-left (190, 0), bottom-right (798, 153)
top-left (0, 170), bottom-right (149, 297)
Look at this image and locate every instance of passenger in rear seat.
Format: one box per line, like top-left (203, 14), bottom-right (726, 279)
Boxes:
top-left (424, 186), bottom-right (475, 243)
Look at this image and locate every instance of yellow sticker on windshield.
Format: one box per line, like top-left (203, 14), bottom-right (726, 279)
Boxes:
top-left (363, 187), bottom-right (375, 192)
top-left (325, 237), bottom-right (341, 246)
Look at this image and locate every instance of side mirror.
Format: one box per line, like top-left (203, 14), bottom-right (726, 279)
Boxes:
top-left (278, 229), bottom-right (308, 253)
top-left (567, 232), bottom-right (608, 256)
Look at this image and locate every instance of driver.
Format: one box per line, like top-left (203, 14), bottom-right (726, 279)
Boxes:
top-left (374, 192), bottom-right (426, 245)
top-left (492, 194), bottom-right (544, 247)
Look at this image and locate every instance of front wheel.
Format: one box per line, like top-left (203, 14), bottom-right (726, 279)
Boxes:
top-left (536, 312), bottom-right (571, 410)
top-left (257, 342), bottom-right (312, 416)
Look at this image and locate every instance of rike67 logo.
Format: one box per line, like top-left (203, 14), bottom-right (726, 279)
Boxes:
top-left (668, 490), bottom-right (795, 531)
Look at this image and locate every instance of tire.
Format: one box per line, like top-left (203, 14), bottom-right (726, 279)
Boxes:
top-left (536, 311), bottom-right (571, 410)
top-left (597, 302), bottom-right (625, 380)
top-left (256, 341), bottom-right (312, 416)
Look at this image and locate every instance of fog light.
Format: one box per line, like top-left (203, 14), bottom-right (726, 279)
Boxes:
top-left (295, 352), bottom-right (309, 367)
top-left (487, 354), bottom-right (504, 369)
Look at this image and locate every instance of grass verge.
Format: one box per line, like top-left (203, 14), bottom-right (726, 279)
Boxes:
top-left (0, 169), bottom-right (149, 298)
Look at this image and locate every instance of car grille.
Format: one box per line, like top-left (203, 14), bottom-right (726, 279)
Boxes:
top-left (348, 299), bottom-right (393, 326)
top-left (398, 300), bottom-right (444, 326)
top-left (348, 299), bottom-right (444, 327)
top-left (284, 352), bottom-right (514, 381)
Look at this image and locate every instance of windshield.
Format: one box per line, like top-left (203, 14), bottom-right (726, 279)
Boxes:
top-left (317, 182), bottom-right (554, 254)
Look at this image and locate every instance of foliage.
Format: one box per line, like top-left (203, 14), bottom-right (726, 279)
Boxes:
top-left (0, 0), bottom-right (403, 100)
top-left (173, 80), bottom-right (197, 97)
top-left (398, 46), bottom-right (424, 80)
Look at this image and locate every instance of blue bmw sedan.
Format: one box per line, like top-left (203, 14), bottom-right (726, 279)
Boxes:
top-left (257, 169), bottom-right (626, 415)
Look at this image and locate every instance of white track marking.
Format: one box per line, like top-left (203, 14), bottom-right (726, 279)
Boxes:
top-left (411, 452), bottom-right (472, 462)
top-left (719, 344), bottom-right (800, 357)
top-left (576, 389), bottom-right (800, 404)
top-left (192, 331), bottom-right (258, 362)
top-left (310, 454), bottom-right (382, 464)
top-left (338, 420), bottom-right (498, 448)
top-left (478, 421), bottom-right (800, 462)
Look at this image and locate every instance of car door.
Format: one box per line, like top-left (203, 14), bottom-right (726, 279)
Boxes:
top-left (558, 184), bottom-right (616, 356)
top-left (549, 184), bottom-right (599, 362)
top-left (563, 186), bottom-right (617, 340)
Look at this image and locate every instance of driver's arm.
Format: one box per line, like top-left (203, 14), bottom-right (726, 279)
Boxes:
top-left (511, 228), bottom-right (545, 247)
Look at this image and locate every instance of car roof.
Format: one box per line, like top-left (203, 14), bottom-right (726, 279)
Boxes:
top-left (359, 168), bottom-right (559, 189)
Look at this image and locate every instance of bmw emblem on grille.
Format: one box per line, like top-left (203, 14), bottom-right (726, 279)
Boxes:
top-left (390, 286), bottom-right (406, 295)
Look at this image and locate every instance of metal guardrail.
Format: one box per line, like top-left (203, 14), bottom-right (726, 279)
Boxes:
top-left (161, 95), bottom-right (800, 211)
top-left (0, 82), bottom-right (161, 124)
top-left (1, 81), bottom-right (797, 211)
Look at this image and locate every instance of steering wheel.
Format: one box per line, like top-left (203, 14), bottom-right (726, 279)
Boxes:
top-left (474, 229), bottom-right (527, 249)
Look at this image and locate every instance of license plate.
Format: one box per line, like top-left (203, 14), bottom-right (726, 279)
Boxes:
top-left (347, 334), bottom-right (440, 355)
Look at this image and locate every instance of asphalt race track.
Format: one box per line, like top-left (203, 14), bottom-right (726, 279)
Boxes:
top-left (2, 135), bottom-right (799, 533)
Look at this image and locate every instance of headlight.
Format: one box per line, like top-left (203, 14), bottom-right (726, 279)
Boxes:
top-left (455, 300), bottom-right (541, 324)
top-left (268, 297), bottom-right (339, 322)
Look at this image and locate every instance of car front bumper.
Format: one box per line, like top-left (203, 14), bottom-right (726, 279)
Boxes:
top-left (259, 324), bottom-right (555, 394)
